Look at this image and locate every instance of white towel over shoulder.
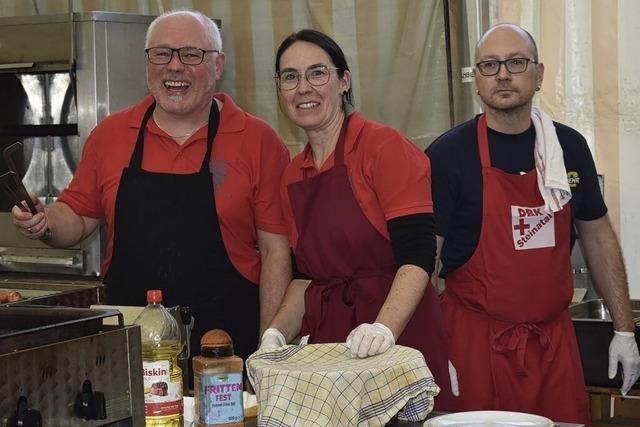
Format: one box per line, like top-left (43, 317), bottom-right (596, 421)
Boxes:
top-left (531, 106), bottom-right (572, 213)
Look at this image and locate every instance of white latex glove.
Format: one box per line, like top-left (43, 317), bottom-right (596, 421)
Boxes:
top-left (608, 330), bottom-right (640, 396)
top-left (449, 360), bottom-right (460, 397)
top-left (346, 322), bottom-right (395, 358)
top-left (259, 328), bottom-right (286, 351)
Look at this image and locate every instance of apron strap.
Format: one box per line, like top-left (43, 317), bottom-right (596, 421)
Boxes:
top-left (129, 100), bottom-right (220, 172)
top-left (301, 113), bottom-right (351, 179)
top-left (201, 99), bottom-right (220, 173)
top-left (129, 103), bottom-right (156, 169)
top-left (476, 114), bottom-right (491, 169)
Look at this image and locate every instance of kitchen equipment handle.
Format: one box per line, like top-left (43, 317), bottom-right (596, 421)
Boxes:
top-left (2, 142), bottom-right (38, 214)
top-left (3, 141), bottom-right (21, 173)
top-left (0, 171), bottom-right (38, 215)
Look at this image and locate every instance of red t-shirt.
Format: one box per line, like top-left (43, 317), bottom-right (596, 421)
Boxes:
top-left (58, 93), bottom-right (290, 284)
top-left (280, 112), bottom-right (433, 249)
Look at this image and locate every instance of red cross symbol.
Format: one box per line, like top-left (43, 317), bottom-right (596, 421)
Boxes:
top-left (513, 218), bottom-right (530, 236)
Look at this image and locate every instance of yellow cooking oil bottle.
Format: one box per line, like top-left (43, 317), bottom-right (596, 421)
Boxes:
top-left (135, 289), bottom-right (183, 426)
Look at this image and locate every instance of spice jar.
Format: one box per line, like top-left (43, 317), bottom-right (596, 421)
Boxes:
top-left (193, 329), bottom-right (244, 427)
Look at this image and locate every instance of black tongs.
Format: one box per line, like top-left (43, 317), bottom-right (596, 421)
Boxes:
top-left (0, 142), bottom-right (38, 214)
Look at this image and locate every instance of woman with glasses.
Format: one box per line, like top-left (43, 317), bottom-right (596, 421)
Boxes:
top-left (259, 29), bottom-right (455, 410)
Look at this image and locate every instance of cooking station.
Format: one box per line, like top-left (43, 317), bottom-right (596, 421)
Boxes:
top-left (0, 273), bottom-right (102, 307)
top-left (0, 10), bottom-right (154, 426)
top-left (0, 306), bottom-right (144, 425)
top-left (0, 6), bottom-right (637, 427)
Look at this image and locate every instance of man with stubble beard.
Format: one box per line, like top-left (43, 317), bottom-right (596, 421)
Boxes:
top-left (426, 23), bottom-right (639, 423)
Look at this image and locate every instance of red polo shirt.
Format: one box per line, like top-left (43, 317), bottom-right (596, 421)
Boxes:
top-left (280, 112), bottom-right (433, 249)
top-left (58, 93), bottom-right (290, 283)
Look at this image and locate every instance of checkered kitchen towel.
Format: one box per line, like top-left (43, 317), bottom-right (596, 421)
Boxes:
top-left (246, 343), bottom-right (440, 427)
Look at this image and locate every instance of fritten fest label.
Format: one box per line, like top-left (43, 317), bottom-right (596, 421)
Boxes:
top-left (197, 372), bottom-right (243, 423)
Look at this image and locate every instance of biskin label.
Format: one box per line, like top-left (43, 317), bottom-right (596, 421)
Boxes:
top-left (198, 372), bottom-right (243, 424)
top-left (142, 360), bottom-right (182, 416)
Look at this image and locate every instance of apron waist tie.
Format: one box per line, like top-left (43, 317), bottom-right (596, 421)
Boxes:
top-left (312, 269), bottom-right (395, 326)
top-left (491, 322), bottom-right (555, 377)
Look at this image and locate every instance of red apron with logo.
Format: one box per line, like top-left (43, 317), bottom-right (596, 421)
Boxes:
top-left (441, 115), bottom-right (589, 424)
top-left (287, 116), bottom-right (454, 409)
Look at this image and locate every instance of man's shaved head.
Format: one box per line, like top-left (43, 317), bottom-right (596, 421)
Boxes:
top-left (475, 23), bottom-right (538, 63)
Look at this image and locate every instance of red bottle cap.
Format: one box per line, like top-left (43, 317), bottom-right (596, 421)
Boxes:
top-left (146, 289), bottom-right (162, 303)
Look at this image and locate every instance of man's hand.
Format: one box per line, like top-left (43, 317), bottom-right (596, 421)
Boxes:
top-left (11, 193), bottom-right (48, 239)
top-left (346, 322), bottom-right (395, 358)
top-left (608, 330), bottom-right (640, 395)
top-left (259, 328), bottom-right (286, 351)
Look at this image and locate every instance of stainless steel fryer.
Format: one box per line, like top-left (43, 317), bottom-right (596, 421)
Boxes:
top-left (0, 273), bottom-right (103, 307)
top-left (0, 305), bottom-right (144, 425)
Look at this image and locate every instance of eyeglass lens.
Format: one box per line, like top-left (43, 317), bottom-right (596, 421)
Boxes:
top-left (477, 58), bottom-right (532, 76)
top-left (278, 65), bottom-right (332, 90)
top-left (147, 47), bottom-right (207, 65)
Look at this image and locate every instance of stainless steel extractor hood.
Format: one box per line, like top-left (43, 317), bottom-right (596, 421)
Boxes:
top-left (0, 12), bottom-right (154, 276)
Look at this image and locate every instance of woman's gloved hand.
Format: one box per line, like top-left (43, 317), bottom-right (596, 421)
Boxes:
top-left (346, 322), bottom-right (395, 358)
top-left (608, 330), bottom-right (640, 395)
top-left (259, 328), bottom-right (286, 351)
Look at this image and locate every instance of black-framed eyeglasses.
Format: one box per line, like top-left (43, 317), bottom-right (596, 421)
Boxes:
top-left (145, 47), bottom-right (220, 65)
top-left (275, 64), bottom-right (341, 91)
top-left (475, 58), bottom-right (538, 76)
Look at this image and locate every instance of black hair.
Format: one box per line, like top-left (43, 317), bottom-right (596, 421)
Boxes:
top-left (275, 29), bottom-right (354, 109)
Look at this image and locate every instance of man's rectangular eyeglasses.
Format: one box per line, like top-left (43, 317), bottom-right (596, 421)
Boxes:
top-left (145, 47), bottom-right (220, 65)
top-left (475, 58), bottom-right (538, 76)
top-left (275, 64), bottom-right (341, 91)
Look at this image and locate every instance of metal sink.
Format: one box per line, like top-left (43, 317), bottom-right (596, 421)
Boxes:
top-left (571, 299), bottom-right (640, 323)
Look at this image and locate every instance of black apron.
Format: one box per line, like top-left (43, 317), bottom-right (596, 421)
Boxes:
top-left (103, 101), bottom-right (259, 372)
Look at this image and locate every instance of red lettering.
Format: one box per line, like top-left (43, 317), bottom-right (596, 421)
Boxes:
top-left (143, 367), bottom-right (168, 376)
top-left (516, 207), bottom-right (548, 219)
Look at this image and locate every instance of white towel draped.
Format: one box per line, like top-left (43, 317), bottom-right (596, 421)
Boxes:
top-left (530, 106), bottom-right (572, 213)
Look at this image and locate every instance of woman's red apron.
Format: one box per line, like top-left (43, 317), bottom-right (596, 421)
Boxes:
top-left (441, 114), bottom-right (589, 423)
top-left (287, 115), bottom-right (454, 409)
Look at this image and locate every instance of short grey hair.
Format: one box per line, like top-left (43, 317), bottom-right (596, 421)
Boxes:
top-left (145, 9), bottom-right (222, 51)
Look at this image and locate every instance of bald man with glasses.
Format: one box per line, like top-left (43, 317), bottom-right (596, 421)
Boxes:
top-left (426, 23), bottom-right (639, 423)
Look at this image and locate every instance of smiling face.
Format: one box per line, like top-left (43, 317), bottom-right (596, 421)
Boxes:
top-left (145, 13), bottom-right (224, 119)
top-left (277, 41), bottom-right (350, 132)
top-left (474, 25), bottom-right (544, 114)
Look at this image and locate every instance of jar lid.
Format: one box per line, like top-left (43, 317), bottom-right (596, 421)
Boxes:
top-left (200, 329), bottom-right (235, 357)
top-left (201, 345), bottom-right (234, 357)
